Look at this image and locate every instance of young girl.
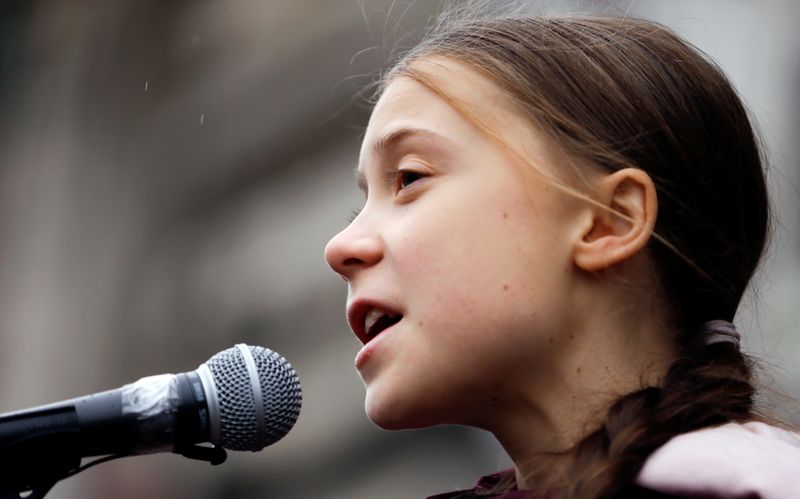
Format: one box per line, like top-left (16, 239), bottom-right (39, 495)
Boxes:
top-left (324, 14), bottom-right (800, 498)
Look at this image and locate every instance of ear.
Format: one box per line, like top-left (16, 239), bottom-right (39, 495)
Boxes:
top-left (573, 168), bottom-right (658, 271)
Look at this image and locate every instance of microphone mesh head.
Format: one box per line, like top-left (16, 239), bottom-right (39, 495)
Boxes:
top-left (204, 345), bottom-right (302, 451)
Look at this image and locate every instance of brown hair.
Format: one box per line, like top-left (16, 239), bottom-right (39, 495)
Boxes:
top-left (383, 15), bottom-right (770, 498)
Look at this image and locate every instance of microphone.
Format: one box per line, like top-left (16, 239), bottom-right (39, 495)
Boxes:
top-left (0, 344), bottom-right (302, 494)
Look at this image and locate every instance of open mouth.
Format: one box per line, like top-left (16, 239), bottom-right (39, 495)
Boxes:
top-left (364, 309), bottom-right (402, 339)
top-left (348, 301), bottom-right (404, 346)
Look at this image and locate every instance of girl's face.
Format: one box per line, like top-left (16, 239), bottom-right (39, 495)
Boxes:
top-left (324, 60), bottom-right (587, 430)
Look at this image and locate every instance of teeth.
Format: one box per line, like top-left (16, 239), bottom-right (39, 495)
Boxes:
top-left (364, 308), bottom-right (396, 335)
top-left (364, 309), bottom-right (383, 335)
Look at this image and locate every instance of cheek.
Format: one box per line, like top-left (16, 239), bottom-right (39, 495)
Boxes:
top-left (394, 195), bottom-right (559, 308)
top-left (364, 224), bottom-right (573, 427)
top-left (389, 216), bottom-right (486, 316)
top-left (394, 198), bottom-right (573, 366)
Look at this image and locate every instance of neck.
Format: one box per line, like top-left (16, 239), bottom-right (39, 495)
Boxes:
top-left (486, 276), bottom-right (677, 490)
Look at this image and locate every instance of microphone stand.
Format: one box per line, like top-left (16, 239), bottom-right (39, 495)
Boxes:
top-left (0, 371), bottom-right (228, 497)
top-left (0, 427), bottom-right (80, 499)
top-left (0, 428), bottom-right (226, 499)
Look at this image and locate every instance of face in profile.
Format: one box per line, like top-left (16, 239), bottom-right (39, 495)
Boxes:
top-left (324, 59), bottom-right (587, 431)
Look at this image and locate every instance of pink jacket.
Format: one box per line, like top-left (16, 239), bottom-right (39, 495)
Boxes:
top-left (637, 421), bottom-right (800, 498)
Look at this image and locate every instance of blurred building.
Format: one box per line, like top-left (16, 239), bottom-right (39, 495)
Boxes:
top-left (0, 1), bottom-right (797, 498)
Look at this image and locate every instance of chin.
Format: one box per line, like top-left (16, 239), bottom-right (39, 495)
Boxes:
top-left (365, 391), bottom-right (411, 430)
top-left (364, 386), bottom-right (445, 430)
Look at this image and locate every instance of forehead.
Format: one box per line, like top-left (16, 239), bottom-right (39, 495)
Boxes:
top-left (360, 58), bottom-right (553, 173)
top-left (360, 73), bottom-right (465, 161)
top-left (366, 59), bottom-right (512, 138)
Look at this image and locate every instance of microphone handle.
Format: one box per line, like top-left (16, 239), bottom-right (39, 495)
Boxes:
top-left (120, 371), bottom-right (212, 455)
top-left (0, 371), bottom-right (211, 490)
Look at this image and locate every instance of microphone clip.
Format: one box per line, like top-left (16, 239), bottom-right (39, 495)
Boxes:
top-left (174, 444), bottom-right (227, 465)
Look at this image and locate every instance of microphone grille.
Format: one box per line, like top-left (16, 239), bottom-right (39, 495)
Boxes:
top-left (204, 345), bottom-right (302, 451)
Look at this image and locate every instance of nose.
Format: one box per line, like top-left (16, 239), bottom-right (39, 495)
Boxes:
top-left (324, 217), bottom-right (383, 281)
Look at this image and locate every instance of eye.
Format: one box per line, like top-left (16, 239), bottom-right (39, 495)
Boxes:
top-left (395, 169), bottom-right (427, 191)
top-left (398, 170), bottom-right (423, 188)
top-left (348, 208), bottom-right (362, 223)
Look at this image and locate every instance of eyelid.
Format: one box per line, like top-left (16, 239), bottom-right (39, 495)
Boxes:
top-left (392, 157), bottom-right (432, 178)
top-left (387, 163), bottom-right (430, 193)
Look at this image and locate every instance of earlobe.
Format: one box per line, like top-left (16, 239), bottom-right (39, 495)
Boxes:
top-left (573, 168), bottom-right (658, 271)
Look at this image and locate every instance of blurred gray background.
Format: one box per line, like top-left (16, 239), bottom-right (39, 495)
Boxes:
top-left (0, 1), bottom-right (797, 498)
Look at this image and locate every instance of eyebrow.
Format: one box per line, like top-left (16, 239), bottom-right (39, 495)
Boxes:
top-left (356, 127), bottom-right (453, 195)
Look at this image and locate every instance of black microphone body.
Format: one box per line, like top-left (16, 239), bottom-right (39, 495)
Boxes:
top-left (0, 370), bottom-right (208, 456)
top-left (0, 344), bottom-right (302, 494)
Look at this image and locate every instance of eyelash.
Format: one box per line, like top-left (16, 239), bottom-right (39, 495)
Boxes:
top-left (348, 166), bottom-right (427, 222)
top-left (388, 168), bottom-right (426, 192)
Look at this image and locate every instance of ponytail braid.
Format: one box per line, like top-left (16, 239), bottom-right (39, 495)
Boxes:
top-left (567, 323), bottom-right (755, 498)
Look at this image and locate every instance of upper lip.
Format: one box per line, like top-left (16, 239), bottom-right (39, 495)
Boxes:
top-left (347, 298), bottom-right (403, 345)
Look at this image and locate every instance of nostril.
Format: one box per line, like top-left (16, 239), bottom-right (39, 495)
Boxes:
top-left (343, 257), bottom-right (365, 266)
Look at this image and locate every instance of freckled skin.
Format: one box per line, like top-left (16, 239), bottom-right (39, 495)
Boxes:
top-left (324, 65), bottom-right (584, 430)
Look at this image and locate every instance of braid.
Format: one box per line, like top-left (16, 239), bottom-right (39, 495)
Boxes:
top-left (566, 329), bottom-right (755, 498)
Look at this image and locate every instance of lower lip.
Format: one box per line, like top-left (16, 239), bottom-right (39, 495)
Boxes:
top-left (354, 322), bottom-right (398, 370)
